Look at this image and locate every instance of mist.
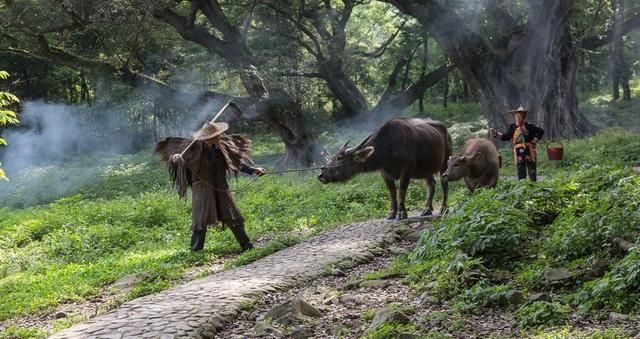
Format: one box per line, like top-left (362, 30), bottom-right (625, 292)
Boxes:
top-left (0, 76), bottom-right (240, 207)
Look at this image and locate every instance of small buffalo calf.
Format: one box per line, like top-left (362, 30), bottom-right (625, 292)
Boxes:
top-left (442, 138), bottom-right (500, 192)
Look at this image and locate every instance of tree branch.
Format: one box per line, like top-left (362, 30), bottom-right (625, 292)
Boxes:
top-left (1, 43), bottom-right (254, 107)
top-left (278, 30), bottom-right (320, 57)
top-left (378, 56), bottom-right (409, 102)
top-left (383, 0), bottom-right (489, 65)
top-left (187, 0), bottom-right (202, 27)
top-left (581, 8), bottom-right (640, 49)
top-left (199, 0), bottom-right (244, 43)
top-left (370, 63), bottom-right (452, 115)
top-left (278, 70), bottom-right (324, 78)
top-left (351, 21), bottom-right (405, 58)
top-left (262, 2), bottom-right (325, 59)
top-left (154, 6), bottom-right (257, 68)
top-left (484, 0), bottom-right (519, 35)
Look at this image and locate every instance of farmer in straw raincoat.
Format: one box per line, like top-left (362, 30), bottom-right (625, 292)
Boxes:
top-left (155, 121), bottom-right (265, 251)
top-left (490, 106), bottom-right (544, 181)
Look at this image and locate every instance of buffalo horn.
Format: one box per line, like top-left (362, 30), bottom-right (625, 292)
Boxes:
top-left (346, 135), bottom-right (372, 155)
top-left (337, 140), bottom-right (351, 154)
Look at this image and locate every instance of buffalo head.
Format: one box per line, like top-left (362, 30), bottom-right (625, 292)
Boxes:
top-left (318, 136), bottom-right (374, 183)
top-left (442, 152), bottom-right (481, 181)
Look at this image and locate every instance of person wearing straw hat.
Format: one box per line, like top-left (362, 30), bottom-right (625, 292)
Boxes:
top-left (155, 121), bottom-right (265, 252)
top-left (490, 106), bottom-right (544, 181)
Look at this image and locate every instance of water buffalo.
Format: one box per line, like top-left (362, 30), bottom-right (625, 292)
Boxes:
top-left (318, 118), bottom-right (451, 219)
top-left (442, 138), bottom-right (500, 192)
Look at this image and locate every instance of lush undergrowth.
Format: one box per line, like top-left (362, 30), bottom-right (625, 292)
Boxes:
top-left (404, 128), bottom-right (640, 335)
top-left (0, 123), bottom-right (638, 338)
top-left (0, 138), bottom-right (456, 337)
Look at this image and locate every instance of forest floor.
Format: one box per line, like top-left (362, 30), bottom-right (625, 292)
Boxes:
top-left (42, 210), bottom-right (640, 339)
top-left (216, 238), bottom-right (640, 339)
top-left (2, 128), bottom-right (639, 339)
top-left (46, 215), bottom-right (429, 339)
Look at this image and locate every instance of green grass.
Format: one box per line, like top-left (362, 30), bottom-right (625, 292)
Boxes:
top-left (0, 143), bottom-right (461, 337)
top-left (404, 128), bottom-right (640, 332)
top-left (530, 327), bottom-right (630, 339)
top-left (1, 122), bottom-right (638, 337)
top-left (581, 79), bottom-right (640, 132)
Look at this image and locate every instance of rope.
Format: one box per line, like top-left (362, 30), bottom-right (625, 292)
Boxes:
top-left (185, 165), bottom-right (346, 194)
top-left (266, 166), bottom-right (327, 174)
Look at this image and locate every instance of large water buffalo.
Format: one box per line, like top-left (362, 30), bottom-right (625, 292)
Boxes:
top-left (318, 118), bottom-right (451, 219)
top-left (442, 138), bottom-right (500, 192)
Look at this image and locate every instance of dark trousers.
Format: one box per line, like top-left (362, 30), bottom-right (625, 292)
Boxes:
top-left (517, 160), bottom-right (537, 181)
top-left (191, 223), bottom-right (254, 251)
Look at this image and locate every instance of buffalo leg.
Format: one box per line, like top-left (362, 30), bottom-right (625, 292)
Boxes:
top-left (382, 175), bottom-right (398, 220)
top-left (440, 175), bottom-right (449, 215)
top-left (487, 175), bottom-right (498, 188)
top-left (463, 177), bottom-right (475, 193)
top-left (397, 174), bottom-right (411, 219)
top-left (422, 175), bottom-right (436, 216)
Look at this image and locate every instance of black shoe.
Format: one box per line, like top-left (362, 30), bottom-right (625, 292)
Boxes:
top-left (191, 230), bottom-right (206, 251)
top-left (241, 242), bottom-right (254, 252)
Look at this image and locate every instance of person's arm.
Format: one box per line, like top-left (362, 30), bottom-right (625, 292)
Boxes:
top-left (495, 124), bottom-right (515, 141)
top-left (530, 124), bottom-right (544, 143)
top-left (239, 163), bottom-right (266, 176)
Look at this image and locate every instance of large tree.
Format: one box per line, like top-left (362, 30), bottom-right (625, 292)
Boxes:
top-left (154, 0), bottom-right (331, 166)
top-left (0, 0), bottom-right (328, 167)
top-left (265, 0), bottom-right (451, 119)
top-left (385, 0), bottom-right (640, 138)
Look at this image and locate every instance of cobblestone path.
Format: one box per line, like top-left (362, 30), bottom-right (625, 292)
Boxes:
top-left (50, 217), bottom-right (431, 339)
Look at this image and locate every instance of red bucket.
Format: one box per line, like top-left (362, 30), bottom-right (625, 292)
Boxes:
top-left (547, 139), bottom-right (564, 161)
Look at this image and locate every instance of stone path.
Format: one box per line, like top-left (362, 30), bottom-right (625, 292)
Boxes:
top-left (50, 217), bottom-right (431, 339)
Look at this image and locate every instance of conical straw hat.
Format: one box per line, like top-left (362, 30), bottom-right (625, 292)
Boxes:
top-left (509, 106), bottom-right (528, 117)
top-left (192, 122), bottom-right (228, 141)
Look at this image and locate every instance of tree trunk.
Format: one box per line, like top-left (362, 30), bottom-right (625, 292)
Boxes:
top-left (388, 0), bottom-right (595, 138)
top-left (479, 2), bottom-right (593, 138)
top-left (611, 0), bottom-right (632, 101)
top-left (320, 61), bottom-right (369, 119)
top-left (442, 70), bottom-right (449, 108)
top-left (369, 64), bottom-right (450, 116)
top-left (419, 31), bottom-right (429, 113)
top-left (462, 81), bottom-right (469, 102)
top-left (239, 70), bottom-right (328, 167)
top-left (155, 4), bottom-right (327, 167)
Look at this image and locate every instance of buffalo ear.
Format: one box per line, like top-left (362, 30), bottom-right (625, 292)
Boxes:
top-left (354, 146), bottom-right (375, 162)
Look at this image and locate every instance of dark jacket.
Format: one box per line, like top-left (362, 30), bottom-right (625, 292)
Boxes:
top-left (500, 123), bottom-right (544, 144)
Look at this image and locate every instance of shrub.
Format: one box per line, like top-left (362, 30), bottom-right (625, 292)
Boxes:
top-left (408, 251), bottom-right (486, 299)
top-left (0, 70), bottom-right (20, 181)
top-left (514, 301), bottom-right (570, 328)
top-left (572, 247), bottom-right (640, 314)
top-left (545, 170), bottom-right (640, 261)
top-left (457, 282), bottom-right (523, 309)
top-left (413, 183), bottom-right (534, 263)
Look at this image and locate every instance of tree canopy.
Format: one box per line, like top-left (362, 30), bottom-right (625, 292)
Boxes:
top-left (1, 0), bottom-right (639, 164)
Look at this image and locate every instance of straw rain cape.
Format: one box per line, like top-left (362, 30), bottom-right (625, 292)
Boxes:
top-left (155, 134), bottom-right (253, 231)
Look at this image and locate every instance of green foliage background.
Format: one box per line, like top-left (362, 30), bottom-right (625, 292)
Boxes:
top-left (407, 129), bottom-right (640, 331)
top-left (0, 71), bottom-right (19, 180)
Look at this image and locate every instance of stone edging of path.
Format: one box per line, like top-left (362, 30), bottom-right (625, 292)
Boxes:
top-left (50, 216), bottom-right (431, 339)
